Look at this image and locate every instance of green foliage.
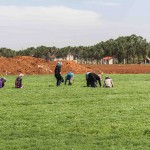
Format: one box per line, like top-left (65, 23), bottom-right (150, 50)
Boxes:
top-left (0, 74), bottom-right (150, 150)
top-left (0, 48), bottom-right (16, 57)
top-left (1, 34), bottom-right (150, 64)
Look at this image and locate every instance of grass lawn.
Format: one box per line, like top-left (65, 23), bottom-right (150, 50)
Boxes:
top-left (0, 74), bottom-right (150, 150)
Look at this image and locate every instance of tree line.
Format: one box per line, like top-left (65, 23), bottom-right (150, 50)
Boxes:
top-left (0, 34), bottom-right (150, 64)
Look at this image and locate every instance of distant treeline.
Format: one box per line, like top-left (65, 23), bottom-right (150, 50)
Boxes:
top-left (0, 34), bottom-right (150, 64)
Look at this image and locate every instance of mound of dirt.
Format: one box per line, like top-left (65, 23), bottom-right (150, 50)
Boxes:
top-left (0, 56), bottom-right (92, 75)
top-left (0, 56), bottom-right (149, 75)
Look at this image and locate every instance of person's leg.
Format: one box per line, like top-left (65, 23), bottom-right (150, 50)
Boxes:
top-left (91, 80), bottom-right (94, 87)
top-left (56, 78), bottom-right (60, 86)
top-left (65, 77), bottom-right (67, 85)
top-left (61, 76), bottom-right (64, 83)
top-left (69, 76), bottom-right (73, 85)
top-left (90, 74), bottom-right (97, 87)
top-left (86, 78), bottom-right (90, 87)
top-left (93, 81), bottom-right (97, 87)
top-left (55, 75), bottom-right (60, 86)
top-left (58, 77), bottom-right (62, 86)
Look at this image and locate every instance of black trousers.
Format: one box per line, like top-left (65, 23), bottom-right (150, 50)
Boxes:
top-left (55, 74), bottom-right (64, 86)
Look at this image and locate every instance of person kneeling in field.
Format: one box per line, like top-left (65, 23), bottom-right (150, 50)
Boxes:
top-left (65, 72), bottom-right (74, 85)
top-left (15, 74), bottom-right (24, 88)
top-left (103, 77), bottom-right (113, 88)
top-left (86, 72), bottom-right (102, 87)
top-left (0, 77), bottom-right (7, 88)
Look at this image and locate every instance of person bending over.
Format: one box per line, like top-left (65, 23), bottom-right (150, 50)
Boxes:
top-left (65, 72), bottom-right (74, 85)
top-left (103, 77), bottom-right (113, 88)
top-left (86, 72), bottom-right (102, 87)
top-left (15, 74), bottom-right (24, 88)
top-left (0, 77), bottom-right (7, 88)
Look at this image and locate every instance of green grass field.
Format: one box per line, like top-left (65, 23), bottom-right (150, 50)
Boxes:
top-left (0, 74), bottom-right (150, 150)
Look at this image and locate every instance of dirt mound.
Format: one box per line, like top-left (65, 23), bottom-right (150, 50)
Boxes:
top-left (0, 56), bottom-right (149, 75)
top-left (0, 56), bottom-right (92, 75)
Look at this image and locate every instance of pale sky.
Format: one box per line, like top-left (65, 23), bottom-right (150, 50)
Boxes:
top-left (0, 0), bottom-right (150, 50)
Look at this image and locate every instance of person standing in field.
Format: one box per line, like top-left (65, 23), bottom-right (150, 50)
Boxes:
top-left (0, 77), bottom-right (7, 88)
top-left (86, 72), bottom-right (102, 87)
top-left (15, 74), bottom-right (24, 88)
top-left (65, 72), bottom-right (74, 85)
top-left (103, 77), bottom-right (114, 88)
top-left (54, 62), bottom-right (64, 86)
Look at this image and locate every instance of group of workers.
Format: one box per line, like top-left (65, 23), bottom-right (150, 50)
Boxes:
top-left (0, 74), bottom-right (24, 89)
top-left (0, 62), bottom-right (113, 89)
top-left (54, 62), bottom-right (113, 88)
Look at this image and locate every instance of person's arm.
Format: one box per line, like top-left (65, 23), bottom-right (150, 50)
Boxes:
top-left (98, 78), bottom-right (101, 87)
top-left (95, 75), bottom-right (101, 87)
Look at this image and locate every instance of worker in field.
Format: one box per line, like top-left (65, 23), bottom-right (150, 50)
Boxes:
top-left (15, 74), bottom-right (24, 88)
top-left (0, 77), bottom-right (7, 88)
top-left (103, 76), bottom-right (114, 88)
top-left (86, 72), bottom-right (102, 87)
top-left (65, 72), bottom-right (74, 85)
top-left (85, 72), bottom-right (91, 87)
top-left (54, 62), bottom-right (64, 86)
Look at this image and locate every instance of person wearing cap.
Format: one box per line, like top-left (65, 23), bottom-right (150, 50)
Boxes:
top-left (103, 77), bottom-right (114, 88)
top-left (54, 62), bottom-right (64, 86)
top-left (65, 72), bottom-right (74, 85)
top-left (15, 74), bottom-right (24, 88)
top-left (0, 77), bottom-right (7, 88)
top-left (86, 72), bottom-right (102, 87)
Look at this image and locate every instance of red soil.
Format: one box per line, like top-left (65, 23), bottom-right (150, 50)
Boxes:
top-left (0, 56), bottom-right (149, 75)
top-left (0, 56), bottom-right (91, 75)
top-left (82, 64), bottom-right (150, 74)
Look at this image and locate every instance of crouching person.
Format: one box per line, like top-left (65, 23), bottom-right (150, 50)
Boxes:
top-left (103, 77), bottom-right (113, 88)
top-left (65, 72), bottom-right (74, 85)
top-left (15, 74), bottom-right (24, 88)
top-left (86, 72), bottom-right (102, 87)
top-left (0, 77), bottom-right (7, 88)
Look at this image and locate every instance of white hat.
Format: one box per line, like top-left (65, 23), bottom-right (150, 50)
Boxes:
top-left (2, 78), bottom-right (7, 82)
top-left (19, 73), bottom-right (24, 77)
top-left (56, 62), bottom-right (62, 66)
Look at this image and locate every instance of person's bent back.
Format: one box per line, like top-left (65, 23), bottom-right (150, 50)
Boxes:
top-left (65, 72), bottom-right (74, 85)
top-left (87, 72), bottom-right (102, 87)
top-left (15, 74), bottom-right (24, 88)
top-left (0, 78), bottom-right (7, 88)
top-left (103, 77), bottom-right (113, 88)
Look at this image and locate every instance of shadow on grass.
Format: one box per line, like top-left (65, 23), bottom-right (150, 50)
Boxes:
top-left (49, 85), bottom-right (54, 87)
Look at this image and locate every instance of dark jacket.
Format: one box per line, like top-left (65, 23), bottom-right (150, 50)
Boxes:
top-left (55, 65), bottom-right (61, 75)
top-left (87, 73), bottom-right (101, 87)
top-left (15, 77), bottom-right (22, 88)
top-left (0, 78), bottom-right (5, 88)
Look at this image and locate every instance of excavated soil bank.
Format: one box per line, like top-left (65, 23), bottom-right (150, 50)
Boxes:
top-left (0, 56), bottom-right (149, 75)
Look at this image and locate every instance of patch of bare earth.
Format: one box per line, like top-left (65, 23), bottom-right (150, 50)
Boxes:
top-left (0, 56), bottom-right (149, 75)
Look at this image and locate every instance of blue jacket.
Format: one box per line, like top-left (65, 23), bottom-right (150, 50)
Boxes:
top-left (66, 72), bottom-right (74, 79)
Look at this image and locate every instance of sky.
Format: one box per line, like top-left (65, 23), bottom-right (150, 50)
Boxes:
top-left (0, 0), bottom-right (150, 50)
